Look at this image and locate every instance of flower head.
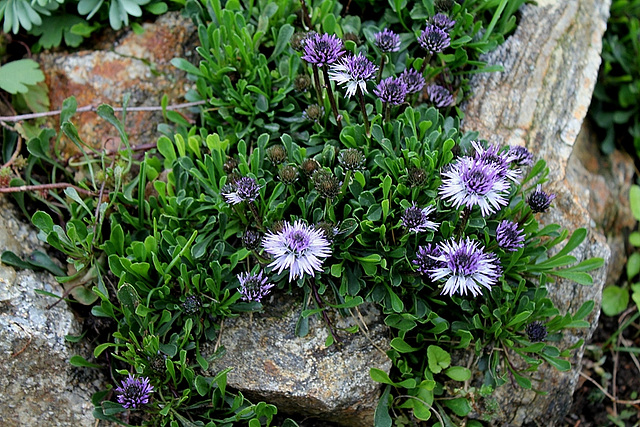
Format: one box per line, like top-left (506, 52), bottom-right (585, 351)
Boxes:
top-left (413, 244), bottom-right (443, 275)
top-left (471, 140), bottom-right (520, 182)
top-left (221, 176), bottom-right (261, 205)
top-left (527, 185), bottom-right (556, 213)
top-left (439, 157), bottom-right (510, 217)
top-left (293, 73), bottom-right (312, 92)
top-left (496, 220), bottom-right (525, 252)
top-left (181, 295), bottom-right (202, 316)
top-left (242, 229), bottom-right (263, 250)
top-left (301, 158), bottom-right (320, 176)
top-left (328, 52), bottom-right (378, 97)
top-left (508, 145), bottom-right (534, 167)
top-left (399, 68), bottom-right (426, 94)
top-left (313, 170), bottom-right (341, 200)
top-left (431, 13), bottom-right (456, 31)
top-left (237, 271), bottom-right (275, 302)
top-left (430, 238), bottom-right (501, 297)
top-left (115, 375), bottom-right (154, 409)
top-left (418, 23), bottom-right (451, 55)
top-left (303, 104), bottom-right (324, 122)
top-left (278, 165), bottom-right (299, 185)
top-left (407, 166), bottom-right (428, 187)
top-left (374, 76), bottom-right (408, 106)
top-left (266, 145), bottom-right (287, 165)
top-left (338, 148), bottom-right (366, 171)
top-left (426, 84), bottom-right (454, 108)
top-left (374, 28), bottom-right (401, 53)
top-left (525, 321), bottom-right (548, 342)
top-left (402, 203), bottom-right (439, 233)
top-left (262, 220), bottom-right (332, 282)
top-left (301, 33), bottom-right (344, 66)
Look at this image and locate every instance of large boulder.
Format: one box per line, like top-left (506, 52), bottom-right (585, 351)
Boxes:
top-left (460, 0), bottom-right (635, 424)
top-left (0, 196), bottom-right (103, 426)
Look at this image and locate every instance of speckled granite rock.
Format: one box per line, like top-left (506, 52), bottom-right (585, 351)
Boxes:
top-left (0, 196), bottom-right (103, 427)
top-left (460, 0), bottom-right (632, 425)
top-left (38, 11), bottom-right (197, 158)
top-left (201, 297), bottom-right (391, 427)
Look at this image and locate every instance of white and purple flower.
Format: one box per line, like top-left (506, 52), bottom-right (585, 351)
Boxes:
top-left (496, 220), bottom-right (525, 252)
top-left (374, 28), bottom-right (401, 53)
top-left (429, 238), bottom-right (501, 297)
top-left (301, 33), bottom-right (345, 66)
top-left (262, 220), bottom-right (332, 282)
top-left (328, 52), bottom-right (378, 98)
top-left (374, 76), bottom-right (408, 106)
top-left (401, 203), bottom-right (439, 233)
top-left (221, 176), bottom-right (260, 205)
top-left (237, 270), bottom-right (275, 302)
top-left (115, 374), bottom-right (154, 409)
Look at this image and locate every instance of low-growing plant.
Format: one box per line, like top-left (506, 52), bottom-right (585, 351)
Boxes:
top-left (0, 0), bottom-right (606, 425)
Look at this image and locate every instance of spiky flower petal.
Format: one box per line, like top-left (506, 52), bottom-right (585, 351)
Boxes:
top-left (426, 84), bottom-right (454, 108)
top-left (328, 52), bottom-right (378, 97)
top-left (399, 68), bottom-right (426, 94)
top-left (115, 375), bottom-right (154, 409)
top-left (374, 76), bottom-right (408, 105)
top-left (262, 220), bottom-right (332, 282)
top-left (496, 220), bottom-right (525, 252)
top-left (301, 33), bottom-right (344, 66)
top-left (402, 203), bottom-right (440, 233)
top-left (527, 185), bottom-right (556, 213)
top-left (221, 176), bottom-right (261, 205)
top-left (374, 28), bottom-right (401, 52)
top-left (430, 238), bottom-right (501, 297)
top-left (237, 271), bottom-right (275, 302)
top-left (413, 244), bottom-right (443, 275)
top-left (418, 23), bottom-right (451, 55)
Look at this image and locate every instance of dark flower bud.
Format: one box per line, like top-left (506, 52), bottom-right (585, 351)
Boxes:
top-left (224, 157), bottom-right (238, 174)
top-left (242, 229), bottom-right (263, 250)
top-left (315, 221), bottom-right (339, 242)
top-left (527, 185), bottom-right (556, 213)
top-left (313, 170), bottom-right (341, 200)
top-left (435, 0), bottom-right (454, 11)
top-left (181, 295), bottom-right (202, 316)
top-left (525, 321), bottom-right (548, 342)
top-left (267, 145), bottom-right (287, 165)
top-left (344, 32), bottom-right (361, 45)
top-left (338, 148), bottom-right (366, 171)
top-left (407, 166), bottom-right (428, 187)
top-left (278, 164), bottom-right (299, 185)
top-left (290, 31), bottom-right (308, 51)
top-left (301, 158), bottom-right (320, 177)
top-left (269, 220), bottom-right (286, 234)
top-left (148, 352), bottom-right (167, 372)
top-left (294, 74), bottom-right (312, 92)
top-left (303, 104), bottom-right (324, 122)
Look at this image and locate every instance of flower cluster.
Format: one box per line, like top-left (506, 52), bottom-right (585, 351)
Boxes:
top-left (418, 23), bottom-right (451, 55)
top-left (375, 76), bottom-right (408, 106)
top-left (374, 28), bottom-right (401, 53)
top-left (237, 271), bottom-right (275, 302)
top-left (301, 33), bottom-right (344, 66)
top-left (328, 52), bottom-right (378, 97)
top-left (221, 176), bottom-right (260, 205)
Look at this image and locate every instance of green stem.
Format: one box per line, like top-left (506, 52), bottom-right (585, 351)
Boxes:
top-left (377, 54), bottom-right (386, 84)
top-left (455, 207), bottom-right (472, 238)
top-left (482, 0), bottom-right (508, 42)
top-left (248, 202), bottom-right (263, 230)
top-left (356, 87), bottom-right (370, 138)
top-left (419, 54), bottom-right (432, 74)
top-left (322, 65), bottom-right (342, 129)
top-left (340, 170), bottom-right (352, 195)
top-left (312, 65), bottom-right (324, 108)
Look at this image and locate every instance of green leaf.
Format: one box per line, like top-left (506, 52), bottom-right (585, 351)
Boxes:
top-left (390, 337), bottom-right (419, 353)
top-left (630, 185), bottom-right (640, 221)
top-left (0, 59), bottom-right (45, 94)
top-left (444, 398), bottom-right (471, 417)
top-left (427, 345), bottom-right (451, 373)
top-left (195, 375), bottom-right (210, 396)
top-left (627, 252), bottom-right (640, 280)
top-left (32, 211), bottom-right (54, 233)
top-left (370, 367), bottom-right (393, 385)
top-left (601, 286), bottom-right (629, 317)
top-left (374, 385), bottom-right (392, 427)
top-left (271, 24), bottom-right (294, 60)
top-left (444, 366), bottom-right (471, 382)
top-left (69, 355), bottom-right (102, 369)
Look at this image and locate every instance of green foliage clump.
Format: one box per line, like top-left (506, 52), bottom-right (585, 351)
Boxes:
top-left (590, 0), bottom-right (640, 155)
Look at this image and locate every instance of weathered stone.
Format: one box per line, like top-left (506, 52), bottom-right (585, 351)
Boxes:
top-left (0, 196), bottom-right (103, 427)
top-left (37, 12), bottom-right (197, 159)
top-left (202, 296), bottom-right (391, 426)
top-left (460, 0), bottom-right (626, 425)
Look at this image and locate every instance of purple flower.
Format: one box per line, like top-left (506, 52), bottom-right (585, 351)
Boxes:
top-left (374, 28), bottom-right (401, 53)
top-left (399, 68), bottom-right (426, 94)
top-left (426, 84), bottom-right (454, 108)
top-left (301, 33), bottom-right (345, 66)
top-left (527, 184), bottom-right (556, 213)
top-left (262, 220), bottom-right (332, 282)
top-left (471, 140), bottom-right (520, 182)
top-left (525, 321), bottom-right (548, 342)
top-left (237, 271), bottom-right (275, 302)
top-left (508, 145), bottom-right (534, 167)
top-left (418, 24), bottom-right (451, 55)
top-left (431, 13), bottom-right (456, 31)
top-left (439, 157), bottom-right (510, 217)
top-left (115, 375), bottom-right (154, 409)
top-left (374, 76), bottom-right (408, 106)
top-left (430, 238), bottom-right (501, 297)
top-left (402, 203), bottom-right (439, 233)
top-left (413, 244), bottom-right (442, 275)
top-left (222, 176), bottom-right (260, 205)
top-left (328, 52), bottom-right (378, 97)
top-left (496, 220), bottom-right (525, 252)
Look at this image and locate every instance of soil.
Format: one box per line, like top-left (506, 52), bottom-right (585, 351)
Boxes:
top-left (565, 312), bottom-right (640, 426)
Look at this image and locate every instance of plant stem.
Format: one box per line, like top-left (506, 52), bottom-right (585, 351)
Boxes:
top-left (310, 277), bottom-right (340, 344)
top-left (455, 206), bottom-right (472, 237)
top-left (248, 202), bottom-right (263, 230)
top-left (0, 182), bottom-right (96, 196)
top-left (322, 65), bottom-right (342, 129)
top-left (312, 65), bottom-right (324, 107)
top-left (377, 54), bottom-right (386, 84)
top-left (356, 87), bottom-right (370, 138)
top-left (419, 54), bottom-right (432, 74)
top-left (340, 170), bottom-right (352, 195)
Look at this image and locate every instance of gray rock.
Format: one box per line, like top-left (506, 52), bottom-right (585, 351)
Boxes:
top-left (202, 296), bottom-right (391, 426)
top-left (460, 0), bottom-right (631, 425)
top-left (0, 196), bottom-right (102, 426)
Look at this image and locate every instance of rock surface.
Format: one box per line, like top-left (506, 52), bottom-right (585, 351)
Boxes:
top-left (38, 12), bottom-right (197, 159)
top-left (460, 0), bottom-right (634, 424)
top-left (0, 196), bottom-right (103, 427)
top-left (202, 297), bottom-right (391, 426)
